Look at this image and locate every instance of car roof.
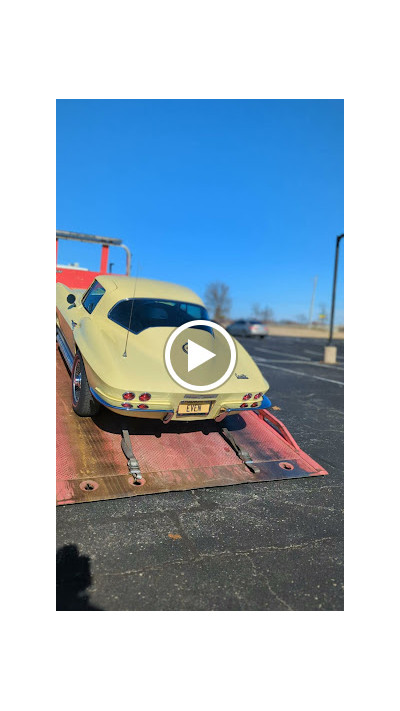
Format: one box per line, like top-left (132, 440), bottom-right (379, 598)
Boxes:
top-left (96, 275), bottom-right (205, 306)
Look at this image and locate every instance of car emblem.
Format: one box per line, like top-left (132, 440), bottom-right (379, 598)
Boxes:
top-left (235, 373), bottom-right (249, 379)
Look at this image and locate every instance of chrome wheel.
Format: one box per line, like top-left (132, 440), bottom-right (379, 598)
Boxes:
top-left (71, 353), bottom-right (99, 417)
top-left (72, 359), bottom-right (82, 404)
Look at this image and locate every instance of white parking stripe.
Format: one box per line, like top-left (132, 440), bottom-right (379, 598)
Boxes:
top-left (255, 358), bottom-right (344, 386)
top-left (305, 348), bottom-right (344, 363)
top-left (308, 362), bottom-right (344, 371)
top-left (258, 359), bottom-right (315, 363)
top-left (257, 358), bottom-right (344, 371)
top-left (253, 346), bottom-right (311, 361)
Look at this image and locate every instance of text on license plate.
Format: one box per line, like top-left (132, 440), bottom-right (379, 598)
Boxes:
top-left (177, 401), bottom-right (211, 416)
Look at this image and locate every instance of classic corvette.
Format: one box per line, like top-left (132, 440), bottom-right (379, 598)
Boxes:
top-left (56, 275), bottom-right (270, 421)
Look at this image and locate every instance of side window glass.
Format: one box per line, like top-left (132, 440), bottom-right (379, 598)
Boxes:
top-left (82, 280), bottom-right (106, 314)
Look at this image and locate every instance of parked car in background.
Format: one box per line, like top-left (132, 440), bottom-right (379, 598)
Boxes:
top-left (226, 320), bottom-right (269, 338)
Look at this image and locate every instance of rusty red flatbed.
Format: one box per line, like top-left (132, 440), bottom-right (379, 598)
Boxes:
top-left (56, 349), bottom-right (327, 505)
top-left (56, 232), bottom-right (327, 506)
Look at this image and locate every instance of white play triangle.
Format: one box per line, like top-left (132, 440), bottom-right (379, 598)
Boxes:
top-left (187, 339), bottom-right (216, 372)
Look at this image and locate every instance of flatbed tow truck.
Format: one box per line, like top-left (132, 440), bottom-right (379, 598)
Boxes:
top-left (56, 231), bottom-right (327, 505)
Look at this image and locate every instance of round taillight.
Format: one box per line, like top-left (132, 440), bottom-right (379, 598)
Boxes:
top-left (138, 403), bottom-right (149, 409)
top-left (240, 403), bottom-right (248, 408)
top-left (251, 402), bottom-right (259, 408)
top-left (123, 392), bottom-right (135, 400)
top-left (242, 393), bottom-right (252, 401)
top-left (254, 392), bottom-right (262, 399)
top-left (122, 403), bottom-right (133, 409)
top-left (139, 393), bottom-right (151, 401)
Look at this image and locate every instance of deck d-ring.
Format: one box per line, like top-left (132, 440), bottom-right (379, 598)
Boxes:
top-left (79, 480), bottom-right (99, 492)
top-left (128, 475), bottom-right (146, 487)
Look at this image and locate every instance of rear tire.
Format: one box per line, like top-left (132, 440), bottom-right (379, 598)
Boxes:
top-left (71, 352), bottom-right (100, 417)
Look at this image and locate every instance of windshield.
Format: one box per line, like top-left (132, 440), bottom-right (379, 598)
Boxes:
top-left (108, 298), bottom-right (211, 335)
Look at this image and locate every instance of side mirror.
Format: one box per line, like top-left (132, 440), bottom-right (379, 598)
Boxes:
top-left (67, 293), bottom-right (76, 305)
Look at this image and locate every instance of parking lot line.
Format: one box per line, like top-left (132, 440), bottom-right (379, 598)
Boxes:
top-left (257, 358), bottom-right (344, 371)
top-left (305, 349), bottom-right (324, 356)
top-left (255, 358), bottom-right (344, 385)
top-left (304, 348), bottom-right (344, 363)
top-left (253, 346), bottom-right (311, 361)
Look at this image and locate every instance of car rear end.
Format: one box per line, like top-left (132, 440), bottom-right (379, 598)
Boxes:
top-left (249, 320), bottom-right (268, 337)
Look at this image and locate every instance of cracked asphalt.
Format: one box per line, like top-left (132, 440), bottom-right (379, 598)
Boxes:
top-left (56, 335), bottom-right (344, 611)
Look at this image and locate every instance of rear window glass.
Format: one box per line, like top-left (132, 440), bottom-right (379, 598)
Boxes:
top-left (250, 320), bottom-right (263, 324)
top-left (108, 299), bottom-right (210, 335)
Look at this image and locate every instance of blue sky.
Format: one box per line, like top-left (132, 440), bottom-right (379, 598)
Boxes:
top-left (57, 100), bottom-right (343, 323)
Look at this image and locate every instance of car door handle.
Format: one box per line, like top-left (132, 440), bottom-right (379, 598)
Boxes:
top-left (71, 320), bottom-right (77, 330)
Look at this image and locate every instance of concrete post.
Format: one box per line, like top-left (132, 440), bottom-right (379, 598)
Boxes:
top-left (324, 345), bottom-right (337, 364)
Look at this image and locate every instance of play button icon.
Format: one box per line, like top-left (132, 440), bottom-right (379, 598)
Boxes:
top-left (164, 319), bottom-right (237, 392)
top-left (187, 339), bottom-right (216, 372)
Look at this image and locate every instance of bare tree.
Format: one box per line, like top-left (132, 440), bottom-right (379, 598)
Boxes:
top-left (252, 303), bottom-right (273, 322)
top-left (204, 282), bottom-right (232, 323)
top-left (260, 306), bottom-right (273, 322)
top-left (296, 314), bottom-right (308, 324)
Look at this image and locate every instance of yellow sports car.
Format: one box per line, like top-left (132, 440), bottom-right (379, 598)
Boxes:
top-left (56, 275), bottom-right (270, 422)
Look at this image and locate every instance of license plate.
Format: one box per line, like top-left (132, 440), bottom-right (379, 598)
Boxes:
top-left (177, 401), bottom-right (211, 416)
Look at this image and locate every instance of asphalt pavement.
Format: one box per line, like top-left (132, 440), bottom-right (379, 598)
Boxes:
top-left (56, 335), bottom-right (344, 611)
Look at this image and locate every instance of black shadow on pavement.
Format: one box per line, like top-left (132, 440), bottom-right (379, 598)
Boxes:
top-left (56, 544), bottom-right (101, 611)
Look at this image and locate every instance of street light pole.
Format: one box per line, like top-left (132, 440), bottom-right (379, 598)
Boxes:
top-left (328, 233), bottom-right (344, 345)
top-left (308, 275), bottom-right (318, 328)
top-left (324, 233), bottom-right (343, 364)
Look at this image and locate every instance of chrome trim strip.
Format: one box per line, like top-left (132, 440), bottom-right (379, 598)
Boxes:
top-left (184, 394), bottom-right (217, 399)
top-left (225, 405), bottom-right (263, 413)
top-left (89, 388), bottom-right (173, 413)
top-left (56, 327), bottom-right (74, 371)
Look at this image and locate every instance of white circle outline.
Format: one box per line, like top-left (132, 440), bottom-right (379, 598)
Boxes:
top-left (164, 320), bottom-right (237, 392)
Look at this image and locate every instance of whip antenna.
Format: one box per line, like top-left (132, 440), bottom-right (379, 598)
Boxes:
top-left (122, 261), bottom-right (141, 358)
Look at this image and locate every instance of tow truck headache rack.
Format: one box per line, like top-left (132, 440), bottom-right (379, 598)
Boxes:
top-left (56, 349), bottom-right (327, 506)
top-left (56, 230), bottom-right (132, 289)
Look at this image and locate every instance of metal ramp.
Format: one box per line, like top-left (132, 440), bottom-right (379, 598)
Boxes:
top-left (56, 350), bottom-right (327, 505)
